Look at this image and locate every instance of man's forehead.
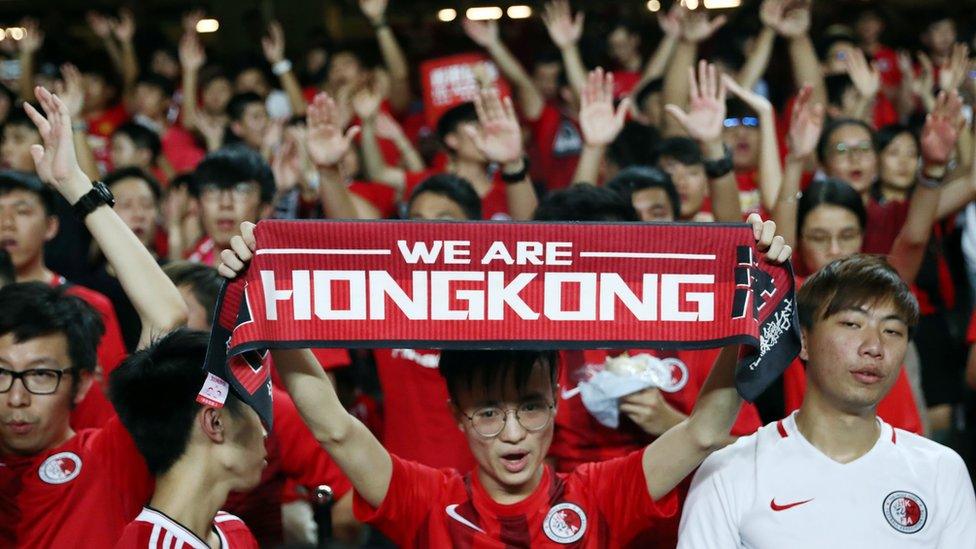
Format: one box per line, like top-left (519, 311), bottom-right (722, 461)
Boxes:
top-left (0, 333), bottom-right (70, 364)
top-left (0, 190), bottom-right (43, 205)
top-left (827, 300), bottom-right (909, 324)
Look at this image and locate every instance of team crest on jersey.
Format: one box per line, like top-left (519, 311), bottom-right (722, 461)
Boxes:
top-left (38, 452), bottom-right (82, 484)
top-left (659, 358), bottom-right (689, 393)
top-left (543, 503), bottom-right (587, 544)
top-left (883, 491), bottom-right (927, 534)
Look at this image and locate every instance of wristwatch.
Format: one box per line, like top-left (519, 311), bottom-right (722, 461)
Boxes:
top-left (500, 156), bottom-right (530, 184)
top-left (703, 145), bottom-right (734, 179)
top-left (72, 181), bottom-right (115, 219)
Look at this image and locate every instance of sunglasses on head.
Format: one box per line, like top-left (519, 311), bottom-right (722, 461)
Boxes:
top-left (723, 117), bottom-right (759, 128)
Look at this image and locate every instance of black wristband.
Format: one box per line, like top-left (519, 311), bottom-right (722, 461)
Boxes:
top-left (372, 19), bottom-right (388, 30)
top-left (72, 181), bottom-right (115, 220)
top-left (703, 145), bottom-right (734, 179)
top-left (500, 157), bottom-right (530, 184)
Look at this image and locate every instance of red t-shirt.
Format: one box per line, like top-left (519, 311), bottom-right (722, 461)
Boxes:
top-left (735, 169), bottom-right (763, 217)
top-left (349, 181), bottom-right (399, 219)
top-left (87, 104), bottom-right (131, 175)
top-left (966, 308), bottom-right (976, 345)
top-left (224, 386), bottom-right (352, 546)
top-left (528, 104), bottom-right (582, 191)
top-left (611, 70), bottom-right (641, 98)
top-left (863, 197), bottom-right (910, 255)
top-left (51, 274), bottom-right (127, 376)
top-left (185, 236), bottom-right (218, 266)
top-left (0, 417), bottom-right (152, 547)
top-left (353, 450), bottom-right (678, 547)
top-left (115, 508), bottom-right (258, 548)
top-left (781, 358), bottom-right (923, 434)
top-left (404, 170), bottom-right (511, 220)
top-left (550, 349), bottom-right (762, 473)
top-left (373, 349), bottom-right (476, 471)
top-left (161, 125), bottom-right (206, 174)
top-left (872, 45), bottom-right (903, 87)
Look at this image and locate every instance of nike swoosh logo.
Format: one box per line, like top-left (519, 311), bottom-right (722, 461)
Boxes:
top-left (445, 504), bottom-right (485, 533)
top-left (560, 387), bottom-right (580, 400)
top-left (770, 498), bottom-right (813, 511)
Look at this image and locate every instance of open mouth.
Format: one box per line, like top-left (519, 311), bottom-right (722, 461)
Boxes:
top-left (500, 451), bottom-right (529, 473)
top-left (216, 219), bottom-right (236, 232)
top-left (0, 237), bottom-right (15, 250)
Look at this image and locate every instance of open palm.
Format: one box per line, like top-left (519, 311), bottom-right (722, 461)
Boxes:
top-left (665, 61), bottom-right (726, 142)
top-left (306, 93), bottom-right (361, 168)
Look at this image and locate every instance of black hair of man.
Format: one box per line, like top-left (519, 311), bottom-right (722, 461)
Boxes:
top-left (109, 328), bottom-right (246, 475)
top-left (797, 178), bottom-right (867, 234)
top-left (607, 122), bottom-right (661, 170)
top-left (104, 167), bottom-right (163, 202)
top-left (657, 137), bottom-right (704, 167)
top-left (0, 170), bottom-right (56, 215)
top-left (0, 282), bottom-right (104, 375)
top-left (113, 122), bottom-right (163, 162)
top-left (435, 102), bottom-right (479, 151)
top-left (407, 173), bottom-right (483, 220)
top-left (533, 184), bottom-right (638, 222)
top-left (605, 165), bottom-right (681, 220)
top-left (137, 72), bottom-right (177, 99)
top-left (227, 92), bottom-right (266, 123)
top-left (439, 349), bottom-right (559, 405)
top-left (191, 144), bottom-right (276, 203)
top-left (162, 261), bottom-right (222, 326)
top-left (4, 106), bottom-right (40, 133)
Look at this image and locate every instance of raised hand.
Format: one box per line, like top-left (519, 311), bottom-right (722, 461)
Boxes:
top-left (22, 87), bottom-right (89, 200)
top-left (679, 9), bottom-right (727, 44)
top-left (722, 73), bottom-right (772, 114)
top-left (111, 8), bottom-right (136, 43)
top-left (759, 0), bottom-right (786, 30)
top-left (18, 18), bottom-right (45, 54)
top-left (620, 388), bottom-right (685, 436)
top-left (305, 92), bottom-right (361, 169)
top-left (579, 68), bottom-right (631, 147)
top-left (271, 129), bottom-right (303, 194)
top-left (182, 9), bottom-right (206, 34)
top-left (920, 89), bottom-right (965, 166)
top-left (461, 18), bottom-right (500, 49)
top-left (54, 64), bottom-right (85, 119)
top-left (664, 60), bottom-right (726, 143)
top-left (938, 43), bottom-right (969, 92)
top-left (358, 0), bottom-right (388, 25)
top-left (786, 85), bottom-right (825, 159)
top-left (261, 21), bottom-right (286, 65)
top-left (351, 84), bottom-right (383, 121)
top-left (844, 48), bottom-right (880, 99)
top-left (463, 88), bottom-right (523, 164)
top-left (542, 0), bottom-right (584, 50)
top-left (657, 3), bottom-right (681, 37)
top-left (217, 222), bottom-right (257, 279)
top-left (178, 32), bottom-right (206, 72)
top-left (86, 11), bottom-right (113, 39)
top-left (771, 1), bottom-right (810, 38)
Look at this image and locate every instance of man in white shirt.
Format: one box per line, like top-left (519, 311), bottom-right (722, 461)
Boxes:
top-left (678, 254), bottom-right (976, 548)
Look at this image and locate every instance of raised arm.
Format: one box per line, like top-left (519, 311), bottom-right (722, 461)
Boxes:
top-left (262, 21), bottom-right (307, 117)
top-left (305, 93), bottom-right (361, 220)
top-left (661, 9), bottom-right (726, 136)
top-left (642, 215), bottom-right (790, 500)
top-left (351, 84), bottom-right (408, 191)
top-left (736, 0), bottom-right (779, 91)
top-left (25, 87), bottom-right (187, 346)
top-left (56, 64), bottom-right (100, 182)
top-left (178, 20), bottom-right (206, 131)
top-left (16, 19), bottom-right (44, 104)
top-left (465, 88), bottom-right (538, 220)
top-left (642, 6), bottom-right (681, 83)
top-left (573, 68), bottom-right (630, 185)
top-left (774, 2), bottom-right (826, 106)
top-left (843, 48), bottom-right (881, 124)
top-left (666, 61), bottom-right (741, 221)
top-left (217, 223), bottom-right (393, 507)
top-left (86, 11), bottom-right (124, 79)
top-left (542, 0), bottom-right (587, 97)
top-left (359, 0), bottom-right (411, 113)
top-left (772, 85), bottom-right (824, 250)
top-left (463, 18), bottom-right (544, 121)
top-left (110, 9), bottom-right (140, 102)
top-left (889, 90), bottom-right (964, 283)
top-left (723, 74), bottom-right (782, 212)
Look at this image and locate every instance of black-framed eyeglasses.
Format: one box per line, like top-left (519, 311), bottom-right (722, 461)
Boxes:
top-left (0, 367), bottom-right (77, 395)
top-left (461, 400), bottom-right (555, 438)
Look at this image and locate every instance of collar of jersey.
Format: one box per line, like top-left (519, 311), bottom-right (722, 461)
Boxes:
top-left (783, 411), bottom-right (893, 467)
top-left (470, 464), bottom-right (553, 518)
top-left (139, 506), bottom-right (226, 549)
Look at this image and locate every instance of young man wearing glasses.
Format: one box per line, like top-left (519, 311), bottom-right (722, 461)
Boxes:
top-left (217, 212), bottom-right (792, 546)
top-left (0, 87), bottom-right (188, 547)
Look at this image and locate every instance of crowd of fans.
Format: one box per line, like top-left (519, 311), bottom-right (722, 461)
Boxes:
top-left (2, 0), bottom-right (976, 546)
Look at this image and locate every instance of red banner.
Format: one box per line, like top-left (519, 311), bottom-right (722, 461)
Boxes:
top-left (420, 53), bottom-right (512, 127)
top-left (205, 220), bottom-right (800, 427)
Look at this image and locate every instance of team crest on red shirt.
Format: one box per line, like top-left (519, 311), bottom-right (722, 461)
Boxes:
top-left (38, 451), bottom-right (82, 484)
top-left (883, 491), bottom-right (927, 534)
top-left (659, 358), bottom-right (689, 393)
top-left (543, 502), bottom-right (587, 544)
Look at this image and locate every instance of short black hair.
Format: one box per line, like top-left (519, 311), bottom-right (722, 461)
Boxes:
top-left (874, 123), bottom-right (918, 154)
top-left (533, 185), bottom-right (638, 222)
top-left (113, 122), bottom-right (162, 161)
top-left (633, 77), bottom-right (663, 110)
top-left (0, 249), bottom-right (13, 288)
top-left (816, 118), bottom-right (875, 164)
top-left (4, 107), bottom-right (40, 133)
top-left (0, 170), bottom-right (56, 215)
top-left (825, 73), bottom-right (855, 109)
top-left (137, 72), bottom-right (176, 99)
top-left (798, 178), bottom-right (867, 234)
top-left (0, 282), bottom-right (104, 374)
top-left (227, 92), bottom-right (266, 123)
top-left (816, 32), bottom-right (856, 61)
top-left (162, 262), bottom-right (222, 326)
top-left (109, 328), bottom-right (244, 475)
top-left (657, 137), bottom-right (703, 166)
top-left (605, 166), bottom-right (680, 220)
top-left (191, 145), bottom-right (276, 203)
top-left (439, 350), bottom-right (559, 404)
top-left (607, 122), bottom-right (660, 170)
top-left (104, 167), bottom-right (162, 201)
top-left (725, 97), bottom-right (757, 120)
top-left (436, 102), bottom-right (478, 150)
top-left (407, 173), bottom-right (482, 220)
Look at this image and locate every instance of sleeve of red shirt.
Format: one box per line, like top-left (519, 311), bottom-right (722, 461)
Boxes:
top-left (113, 521), bottom-right (152, 548)
top-left (273, 388), bottom-right (352, 500)
top-left (574, 449), bottom-right (679, 545)
top-left (352, 454), bottom-right (450, 546)
top-left (966, 309), bottom-right (976, 345)
top-left (90, 416), bottom-right (154, 513)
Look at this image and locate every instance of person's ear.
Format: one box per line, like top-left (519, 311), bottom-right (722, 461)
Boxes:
top-left (444, 132), bottom-right (459, 152)
top-left (200, 407), bottom-right (227, 443)
top-left (799, 327), bottom-right (810, 362)
top-left (259, 202), bottom-right (274, 220)
top-left (44, 214), bottom-right (59, 242)
top-left (71, 370), bottom-right (94, 406)
top-left (230, 121), bottom-right (244, 138)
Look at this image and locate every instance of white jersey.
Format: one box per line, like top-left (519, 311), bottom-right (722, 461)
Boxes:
top-left (678, 412), bottom-right (976, 548)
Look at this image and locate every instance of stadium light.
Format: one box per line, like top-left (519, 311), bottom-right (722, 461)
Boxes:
top-left (466, 7), bottom-right (504, 20)
top-left (682, 0), bottom-right (700, 9)
top-left (196, 19), bottom-right (219, 33)
top-left (8, 27), bottom-right (24, 40)
top-left (507, 5), bottom-right (532, 19)
top-left (704, 0), bottom-right (741, 7)
top-left (437, 8), bottom-right (458, 22)
top-left (646, 0), bottom-right (662, 11)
